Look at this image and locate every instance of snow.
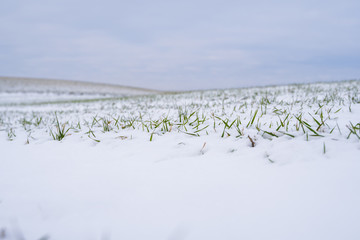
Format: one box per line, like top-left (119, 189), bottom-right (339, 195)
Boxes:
top-left (0, 80), bottom-right (359, 240)
top-left (0, 76), bottom-right (160, 101)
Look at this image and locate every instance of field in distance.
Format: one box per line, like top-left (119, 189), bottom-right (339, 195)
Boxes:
top-left (0, 76), bottom-right (161, 105)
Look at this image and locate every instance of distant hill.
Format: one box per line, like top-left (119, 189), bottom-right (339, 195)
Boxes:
top-left (0, 76), bottom-right (161, 96)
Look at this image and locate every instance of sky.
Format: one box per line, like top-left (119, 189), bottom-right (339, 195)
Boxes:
top-left (1, 0), bottom-right (360, 91)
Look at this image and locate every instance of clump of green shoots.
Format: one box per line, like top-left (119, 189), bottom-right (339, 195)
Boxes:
top-left (347, 122), bottom-right (360, 139)
top-left (50, 113), bottom-right (70, 141)
top-left (7, 128), bottom-right (16, 141)
top-left (86, 128), bottom-right (100, 142)
top-left (34, 116), bottom-right (43, 127)
top-left (101, 117), bottom-right (112, 132)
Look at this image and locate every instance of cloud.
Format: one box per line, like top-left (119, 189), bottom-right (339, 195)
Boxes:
top-left (0, 0), bottom-right (359, 90)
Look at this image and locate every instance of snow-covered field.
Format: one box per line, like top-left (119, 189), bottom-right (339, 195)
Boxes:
top-left (0, 80), bottom-right (359, 240)
top-left (0, 77), bottom-right (160, 105)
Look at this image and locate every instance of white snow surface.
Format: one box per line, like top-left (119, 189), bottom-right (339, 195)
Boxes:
top-left (0, 77), bottom-right (160, 105)
top-left (0, 80), bottom-right (359, 240)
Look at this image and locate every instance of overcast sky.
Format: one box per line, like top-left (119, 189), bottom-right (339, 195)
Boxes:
top-left (1, 0), bottom-right (360, 90)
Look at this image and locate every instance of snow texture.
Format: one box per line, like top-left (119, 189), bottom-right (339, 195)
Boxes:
top-left (0, 80), bottom-right (359, 240)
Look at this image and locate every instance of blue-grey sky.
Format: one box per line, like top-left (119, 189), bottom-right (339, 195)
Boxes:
top-left (1, 0), bottom-right (360, 90)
